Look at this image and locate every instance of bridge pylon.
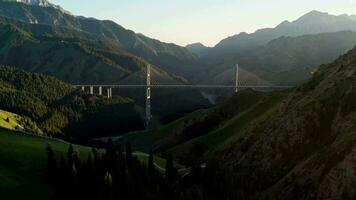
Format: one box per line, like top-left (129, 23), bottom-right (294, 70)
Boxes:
top-left (146, 64), bottom-right (152, 128)
top-left (235, 64), bottom-right (239, 93)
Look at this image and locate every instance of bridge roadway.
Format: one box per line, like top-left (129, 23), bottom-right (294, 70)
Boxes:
top-left (74, 84), bottom-right (293, 89)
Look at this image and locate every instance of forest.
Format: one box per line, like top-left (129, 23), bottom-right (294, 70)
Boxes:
top-left (45, 140), bottom-right (239, 200)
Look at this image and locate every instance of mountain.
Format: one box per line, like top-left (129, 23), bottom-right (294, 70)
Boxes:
top-left (186, 42), bottom-right (210, 57)
top-left (205, 10), bottom-right (356, 64)
top-left (0, 0), bottom-right (204, 81)
top-left (122, 45), bottom-right (356, 198)
top-left (1, 0), bottom-right (71, 14)
top-left (201, 31), bottom-right (356, 86)
top-left (215, 45), bottom-right (356, 199)
top-left (0, 15), bottom-right (185, 85)
top-left (0, 65), bottom-right (144, 138)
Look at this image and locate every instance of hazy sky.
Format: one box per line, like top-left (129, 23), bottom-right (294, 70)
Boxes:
top-left (51, 0), bottom-right (356, 47)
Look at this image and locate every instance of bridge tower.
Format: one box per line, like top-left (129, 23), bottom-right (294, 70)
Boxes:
top-left (146, 64), bottom-right (152, 128)
top-left (235, 64), bottom-right (239, 93)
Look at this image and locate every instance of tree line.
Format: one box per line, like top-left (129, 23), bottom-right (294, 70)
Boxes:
top-left (45, 140), bottom-right (240, 200)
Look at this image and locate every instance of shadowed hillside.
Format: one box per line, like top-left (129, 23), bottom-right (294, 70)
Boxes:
top-left (0, 65), bottom-right (144, 138)
top-left (214, 46), bottom-right (356, 199)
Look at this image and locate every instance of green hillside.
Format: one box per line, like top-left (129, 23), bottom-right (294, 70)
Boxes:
top-left (115, 89), bottom-right (287, 164)
top-left (0, 109), bottom-right (42, 134)
top-left (0, 127), bottom-right (166, 200)
top-left (0, 128), bottom-right (92, 200)
top-left (0, 65), bottom-right (144, 138)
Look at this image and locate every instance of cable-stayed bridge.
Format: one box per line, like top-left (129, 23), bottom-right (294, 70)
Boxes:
top-left (73, 64), bottom-right (293, 127)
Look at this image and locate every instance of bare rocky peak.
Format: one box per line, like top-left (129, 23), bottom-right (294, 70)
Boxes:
top-left (1, 0), bottom-right (71, 15)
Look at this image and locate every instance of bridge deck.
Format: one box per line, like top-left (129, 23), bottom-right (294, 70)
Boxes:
top-left (74, 85), bottom-right (293, 89)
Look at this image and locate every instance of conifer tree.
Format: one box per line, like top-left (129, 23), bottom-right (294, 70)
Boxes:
top-left (46, 143), bottom-right (57, 180)
top-left (125, 141), bottom-right (133, 163)
top-left (59, 155), bottom-right (66, 173)
top-left (165, 154), bottom-right (176, 179)
top-left (87, 152), bottom-right (96, 174)
top-left (148, 150), bottom-right (154, 173)
top-left (67, 144), bottom-right (74, 165)
top-left (103, 172), bottom-right (113, 200)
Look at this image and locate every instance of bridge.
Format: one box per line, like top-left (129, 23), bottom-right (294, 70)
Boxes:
top-left (74, 64), bottom-right (292, 127)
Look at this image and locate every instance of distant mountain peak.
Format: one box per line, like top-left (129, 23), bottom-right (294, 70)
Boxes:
top-left (1, 0), bottom-right (71, 15)
top-left (295, 10), bottom-right (331, 22)
top-left (186, 42), bottom-right (210, 56)
top-left (186, 42), bottom-right (207, 48)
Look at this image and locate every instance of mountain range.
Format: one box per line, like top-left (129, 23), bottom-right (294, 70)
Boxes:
top-left (1, 0), bottom-right (356, 88)
top-left (203, 11), bottom-right (356, 63)
top-left (193, 11), bottom-right (356, 85)
top-left (2, 0), bottom-right (356, 87)
top-left (0, 0), bottom-right (203, 81)
top-left (200, 31), bottom-right (356, 85)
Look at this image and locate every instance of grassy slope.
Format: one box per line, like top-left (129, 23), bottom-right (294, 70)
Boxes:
top-left (0, 109), bottom-right (42, 134)
top-left (168, 90), bottom-right (286, 164)
top-left (116, 89), bottom-right (288, 164)
top-left (0, 128), bottom-right (90, 200)
top-left (0, 128), bottom-right (166, 200)
top-left (0, 109), bottom-right (25, 130)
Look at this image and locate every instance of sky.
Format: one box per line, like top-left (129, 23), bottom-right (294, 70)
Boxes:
top-left (51, 0), bottom-right (356, 47)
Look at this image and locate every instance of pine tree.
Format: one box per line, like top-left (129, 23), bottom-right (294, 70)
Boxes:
top-left (87, 152), bottom-right (96, 174)
top-left (125, 142), bottom-right (133, 163)
top-left (67, 144), bottom-right (74, 165)
top-left (148, 150), bottom-right (154, 173)
top-left (46, 143), bottom-right (57, 181)
top-left (106, 139), bottom-right (116, 158)
top-left (72, 150), bottom-right (80, 168)
top-left (59, 155), bottom-right (66, 173)
top-left (103, 172), bottom-right (113, 200)
top-left (165, 154), bottom-right (176, 179)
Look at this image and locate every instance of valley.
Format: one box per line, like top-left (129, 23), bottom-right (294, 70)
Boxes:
top-left (1, 0), bottom-right (356, 199)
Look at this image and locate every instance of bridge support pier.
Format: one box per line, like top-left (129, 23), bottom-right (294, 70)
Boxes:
top-left (90, 86), bottom-right (94, 95)
top-left (107, 88), bottom-right (112, 99)
top-left (98, 86), bottom-right (102, 96)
